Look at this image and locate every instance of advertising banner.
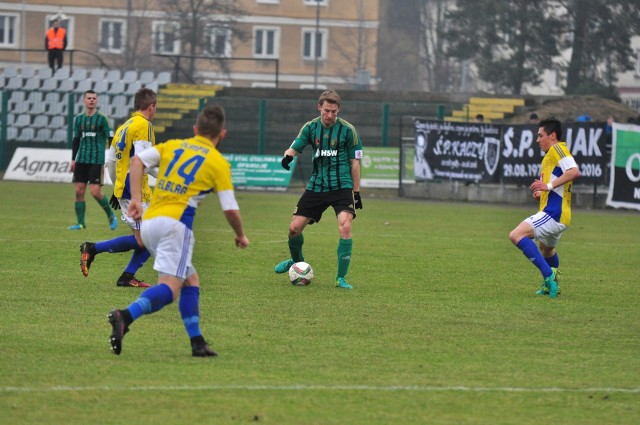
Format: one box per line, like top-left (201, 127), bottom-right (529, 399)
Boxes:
top-left (223, 153), bottom-right (295, 191)
top-left (4, 148), bottom-right (293, 191)
top-left (606, 123), bottom-right (640, 210)
top-left (414, 120), bottom-right (501, 182)
top-left (501, 123), bottom-right (607, 185)
top-left (361, 147), bottom-right (402, 188)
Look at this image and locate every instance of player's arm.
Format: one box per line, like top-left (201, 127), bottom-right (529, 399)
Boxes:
top-left (70, 136), bottom-right (80, 171)
top-left (218, 190), bottom-right (249, 248)
top-left (127, 156), bottom-right (145, 221)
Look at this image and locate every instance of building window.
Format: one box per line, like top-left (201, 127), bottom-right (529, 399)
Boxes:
top-left (254, 27), bottom-right (279, 58)
top-left (304, 0), bottom-right (328, 5)
top-left (302, 28), bottom-right (327, 61)
top-left (152, 21), bottom-right (180, 55)
top-left (208, 27), bottom-right (231, 57)
top-left (99, 19), bottom-right (125, 54)
top-left (0, 14), bottom-right (18, 47)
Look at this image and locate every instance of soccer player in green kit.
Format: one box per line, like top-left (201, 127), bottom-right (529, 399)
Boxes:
top-left (275, 90), bottom-right (363, 289)
top-left (68, 90), bottom-right (118, 230)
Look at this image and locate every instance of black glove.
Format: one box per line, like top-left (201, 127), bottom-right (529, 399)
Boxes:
top-left (354, 191), bottom-right (363, 209)
top-left (281, 155), bottom-right (294, 170)
top-left (110, 194), bottom-right (120, 210)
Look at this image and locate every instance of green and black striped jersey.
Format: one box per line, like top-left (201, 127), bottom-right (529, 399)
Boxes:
top-left (290, 116), bottom-right (363, 192)
top-left (72, 112), bottom-right (112, 164)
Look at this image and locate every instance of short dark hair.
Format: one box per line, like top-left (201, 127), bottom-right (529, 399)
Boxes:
top-left (529, 113), bottom-right (539, 120)
top-left (196, 105), bottom-right (225, 139)
top-left (134, 88), bottom-right (157, 111)
top-left (539, 117), bottom-right (562, 140)
top-left (83, 89), bottom-right (97, 97)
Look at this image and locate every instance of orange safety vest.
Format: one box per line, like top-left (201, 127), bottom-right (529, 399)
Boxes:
top-left (46, 27), bottom-right (66, 50)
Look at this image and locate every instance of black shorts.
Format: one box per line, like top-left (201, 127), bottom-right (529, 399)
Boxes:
top-left (73, 163), bottom-right (104, 185)
top-left (294, 188), bottom-right (356, 224)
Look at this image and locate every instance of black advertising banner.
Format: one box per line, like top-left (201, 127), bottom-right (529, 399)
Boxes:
top-left (415, 120), bottom-right (501, 183)
top-left (606, 123), bottom-right (640, 210)
top-left (500, 123), bottom-right (607, 185)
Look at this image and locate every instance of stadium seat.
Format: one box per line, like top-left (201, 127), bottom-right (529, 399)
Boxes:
top-left (106, 69), bottom-right (121, 82)
top-left (156, 71), bottom-right (171, 85)
top-left (75, 79), bottom-right (92, 93)
top-left (52, 67), bottom-right (70, 80)
top-left (9, 91), bottom-right (26, 104)
top-left (71, 68), bottom-right (88, 81)
top-left (93, 80), bottom-right (109, 93)
top-left (6, 76), bottom-right (23, 89)
top-left (145, 81), bottom-right (158, 92)
top-left (51, 128), bottom-right (67, 143)
top-left (41, 78), bottom-right (58, 91)
top-left (58, 79), bottom-right (76, 92)
top-left (122, 70), bottom-right (138, 84)
top-left (17, 128), bottom-right (35, 141)
top-left (90, 68), bottom-right (107, 80)
top-left (48, 115), bottom-right (65, 129)
top-left (3, 65), bottom-right (18, 79)
top-left (14, 114), bottom-right (31, 127)
top-left (126, 81), bottom-right (142, 94)
top-left (23, 77), bottom-right (41, 91)
top-left (33, 115), bottom-right (49, 128)
top-left (35, 128), bottom-right (52, 142)
top-left (139, 71), bottom-right (154, 85)
top-left (20, 65), bottom-right (36, 79)
top-left (110, 80), bottom-right (126, 94)
top-left (6, 126), bottom-right (18, 140)
top-left (37, 67), bottom-right (53, 79)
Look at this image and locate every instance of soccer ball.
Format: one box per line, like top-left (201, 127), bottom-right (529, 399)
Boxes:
top-left (288, 262), bottom-right (314, 286)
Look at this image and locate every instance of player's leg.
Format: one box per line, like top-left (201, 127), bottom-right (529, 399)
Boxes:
top-left (112, 199), bottom-right (151, 287)
top-left (87, 165), bottom-right (118, 230)
top-left (509, 212), bottom-right (557, 297)
top-left (69, 181), bottom-right (87, 229)
top-left (108, 217), bottom-right (179, 355)
top-left (69, 164), bottom-right (89, 229)
top-left (333, 189), bottom-right (357, 289)
top-left (275, 191), bottom-right (318, 273)
top-left (181, 273), bottom-right (217, 357)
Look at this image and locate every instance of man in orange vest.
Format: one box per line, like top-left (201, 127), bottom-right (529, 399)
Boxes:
top-left (45, 19), bottom-right (67, 74)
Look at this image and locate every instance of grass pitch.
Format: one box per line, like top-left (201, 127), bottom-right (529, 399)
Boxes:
top-left (1, 181), bottom-right (638, 424)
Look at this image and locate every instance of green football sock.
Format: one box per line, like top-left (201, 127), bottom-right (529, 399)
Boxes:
top-left (74, 201), bottom-right (86, 226)
top-left (288, 234), bottom-right (304, 262)
top-left (98, 195), bottom-right (113, 217)
top-left (337, 238), bottom-right (352, 279)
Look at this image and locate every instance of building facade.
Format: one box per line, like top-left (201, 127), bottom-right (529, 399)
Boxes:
top-left (0, 0), bottom-right (379, 89)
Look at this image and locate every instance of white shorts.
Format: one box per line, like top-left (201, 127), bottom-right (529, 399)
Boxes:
top-left (524, 211), bottom-right (567, 248)
top-left (118, 198), bottom-right (149, 231)
top-left (141, 216), bottom-right (196, 280)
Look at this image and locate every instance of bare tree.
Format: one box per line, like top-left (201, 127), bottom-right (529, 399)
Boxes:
top-left (159, 0), bottom-right (248, 82)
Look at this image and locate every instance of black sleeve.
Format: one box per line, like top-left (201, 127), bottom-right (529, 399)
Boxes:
top-left (63, 35), bottom-right (67, 50)
top-left (71, 137), bottom-right (80, 160)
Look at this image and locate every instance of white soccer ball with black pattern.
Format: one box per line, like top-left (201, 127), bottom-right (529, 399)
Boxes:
top-left (288, 262), bottom-right (314, 286)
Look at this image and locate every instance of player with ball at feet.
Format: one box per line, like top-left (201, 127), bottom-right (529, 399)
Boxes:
top-left (275, 90), bottom-right (363, 289)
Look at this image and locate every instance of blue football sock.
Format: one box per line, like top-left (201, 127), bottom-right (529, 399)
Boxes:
top-left (179, 286), bottom-right (202, 338)
top-left (124, 247), bottom-right (151, 275)
top-left (516, 238), bottom-right (553, 279)
top-left (126, 283), bottom-right (174, 321)
top-left (545, 253), bottom-right (559, 268)
top-left (95, 235), bottom-right (138, 254)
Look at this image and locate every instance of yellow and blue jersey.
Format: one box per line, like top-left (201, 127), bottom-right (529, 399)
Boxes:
top-left (538, 142), bottom-right (577, 226)
top-left (141, 135), bottom-right (234, 229)
top-left (111, 112), bottom-right (155, 202)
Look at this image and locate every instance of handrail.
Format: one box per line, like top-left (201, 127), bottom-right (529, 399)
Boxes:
top-left (152, 54), bottom-right (279, 88)
top-left (0, 48), bottom-right (111, 73)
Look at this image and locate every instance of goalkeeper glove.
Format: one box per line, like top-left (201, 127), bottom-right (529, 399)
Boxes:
top-left (354, 191), bottom-right (363, 209)
top-left (109, 194), bottom-right (120, 210)
top-left (281, 155), bottom-right (294, 170)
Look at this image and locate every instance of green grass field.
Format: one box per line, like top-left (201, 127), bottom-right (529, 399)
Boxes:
top-left (1, 180), bottom-right (639, 424)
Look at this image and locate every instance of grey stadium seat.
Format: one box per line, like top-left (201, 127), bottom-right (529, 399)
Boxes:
top-left (122, 70), bottom-right (138, 84)
top-left (35, 128), bottom-right (52, 142)
top-left (139, 71), bottom-right (154, 85)
top-left (156, 71), bottom-right (171, 85)
top-left (17, 128), bottom-right (35, 141)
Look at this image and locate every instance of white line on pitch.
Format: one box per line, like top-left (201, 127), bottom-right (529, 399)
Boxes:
top-left (2, 384), bottom-right (639, 393)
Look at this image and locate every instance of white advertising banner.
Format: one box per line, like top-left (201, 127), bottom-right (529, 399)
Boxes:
top-left (3, 147), bottom-right (158, 185)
